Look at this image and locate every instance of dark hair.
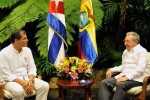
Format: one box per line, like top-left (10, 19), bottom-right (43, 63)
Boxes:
top-left (10, 29), bottom-right (27, 43)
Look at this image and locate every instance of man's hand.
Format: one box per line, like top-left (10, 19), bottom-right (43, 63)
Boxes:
top-left (14, 78), bottom-right (34, 95)
top-left (23, 81), bottom-right (34, 95)
top-left (106, 69), bottom-right (112, 79)
top-left (116, 76), bottom-right (129, 82)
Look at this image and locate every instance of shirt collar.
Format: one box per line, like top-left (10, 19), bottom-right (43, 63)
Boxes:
top-left (129, 44), bottom-right (140, 52)
top-left (10, 44), bottom-right (22, 54)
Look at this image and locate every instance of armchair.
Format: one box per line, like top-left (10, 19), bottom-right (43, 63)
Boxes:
top-left (0, 75), bottom-right (42, 100)
top-left (113, 52), bottom-right (150, 100)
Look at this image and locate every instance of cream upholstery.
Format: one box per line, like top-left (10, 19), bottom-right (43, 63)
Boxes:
top-left (3, 89), bottom-right (36, 99)
top-left (113, 85), bottom-right (150, 95)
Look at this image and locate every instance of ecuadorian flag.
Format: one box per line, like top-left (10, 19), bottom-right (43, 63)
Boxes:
top-left (78, 0), bottom-right (98, 64)
top-left (47, 0), bottom-right (67, 67)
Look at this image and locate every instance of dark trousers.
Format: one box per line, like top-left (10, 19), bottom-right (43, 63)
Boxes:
top-left (97, 78), bottom-right (142, 100)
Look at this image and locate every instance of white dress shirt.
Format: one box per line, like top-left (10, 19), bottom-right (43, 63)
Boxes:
top-left (0, 44), bottom-right (37, 82)
top-left (111, 44), bottom-right (149, 82)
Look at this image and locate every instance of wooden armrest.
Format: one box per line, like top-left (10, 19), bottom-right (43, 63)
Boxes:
top-left (0, 82), bottom-right (4, 100)
top-left (141, 76), bottom-right (150, 100)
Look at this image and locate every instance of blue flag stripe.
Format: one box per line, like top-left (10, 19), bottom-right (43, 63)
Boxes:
top-left (47, 13), bottom-right (66, 40)
top-left (47, 13), bottom-right (66, 64)
top-left (48, 33), bottom-right (62, 63)
top-left (78, 30), bottom-right (98, 63)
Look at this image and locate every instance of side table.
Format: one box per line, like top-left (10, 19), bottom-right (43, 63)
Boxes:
top-left (57, 78), bottom-right (94, 100)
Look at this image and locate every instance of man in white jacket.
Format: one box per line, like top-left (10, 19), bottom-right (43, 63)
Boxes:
top-left (0, 29), bottom-right (49, 100)
top-left (98, 32), bottom-right (148, 100)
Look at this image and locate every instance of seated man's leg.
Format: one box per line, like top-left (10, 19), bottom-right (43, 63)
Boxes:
top-left (4, 82), bottom-right (25, 100)
top-left (34, 78), bottom-right (49, 100)
top-left (113, 80), bottom-right (142, 100)
top-left (98, 78), bottom-right (116, 100)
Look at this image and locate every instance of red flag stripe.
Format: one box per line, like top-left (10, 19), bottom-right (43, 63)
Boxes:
top-left (48, 1), bottom-right (64, 14)
top-left (78, 41), bottom-right (84, 59)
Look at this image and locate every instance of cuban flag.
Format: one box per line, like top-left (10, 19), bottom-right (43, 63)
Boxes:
top-left (78, 0), bottom-right (98, 64)
top-left (47, 0), bottom-right (67, 67)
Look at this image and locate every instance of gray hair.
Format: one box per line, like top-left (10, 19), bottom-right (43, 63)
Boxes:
top-left (126, 32), bottom-right (140, 43)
